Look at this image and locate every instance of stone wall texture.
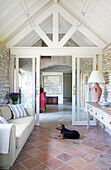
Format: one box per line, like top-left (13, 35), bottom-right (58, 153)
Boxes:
top-left (0, 42), bottom-right (10, 106)
top-left (102, 43), bottom-right (111, 102)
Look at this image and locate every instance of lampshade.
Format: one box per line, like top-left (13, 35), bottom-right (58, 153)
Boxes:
top-left (88, 71), bottom-right (105, 84)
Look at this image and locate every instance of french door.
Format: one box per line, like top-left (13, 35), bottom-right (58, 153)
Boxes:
top-left (72, 56), bottom-right (97, 125)
top-left (12, 56), bottom-right (40, 125)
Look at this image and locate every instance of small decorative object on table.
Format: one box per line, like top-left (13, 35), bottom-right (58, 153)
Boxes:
top-left (98, 101), bottom-right (111, 107)
top-left (9, 92), bottom-right (21, 104)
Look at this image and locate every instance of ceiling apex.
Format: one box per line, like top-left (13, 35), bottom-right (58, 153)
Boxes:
top-left (54, 0), bottom-right (58, 3)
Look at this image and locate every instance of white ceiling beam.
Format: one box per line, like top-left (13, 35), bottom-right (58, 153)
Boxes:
top-left (6, 2), bottom-right (54, 47)
top-left (34, 25), bottom-right (52, 47)
top-left (53, 4), bottom-right (58, 45)
top-left (79, 26), bottom-right (106, 48)
top-left (1, 0), bottom-right (50, 42)
top-left (57, 4), bottom-right (106, 48)
top-left (58, 26), bottom-right (77, 47)
top-left (10, 47), bottom-right (103, 56)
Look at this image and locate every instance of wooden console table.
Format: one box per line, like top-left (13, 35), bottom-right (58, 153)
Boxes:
top-left (87, 102), bottom-right (111, 130)
top-left (46, 96), bottom-right (58, 104)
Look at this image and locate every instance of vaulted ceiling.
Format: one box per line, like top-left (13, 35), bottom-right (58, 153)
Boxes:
top-left (0, 0), bottom-right (111, 48)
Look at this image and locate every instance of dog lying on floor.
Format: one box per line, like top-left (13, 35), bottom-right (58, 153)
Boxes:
top-left (53, 123), bottom-right (80, 139)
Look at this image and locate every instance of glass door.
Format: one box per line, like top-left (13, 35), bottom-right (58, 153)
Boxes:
top-left (72, 56), bottom-right (96, 125)
top-left (19, 58), bottom-right (34, 108)
top-left (14, 56), bottom-right (40, 125)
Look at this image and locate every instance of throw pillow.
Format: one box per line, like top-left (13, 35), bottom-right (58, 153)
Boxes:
top-left (0, 116), bottom-right (8, 124)
top-left (8, 104), bottom-right (27, 119)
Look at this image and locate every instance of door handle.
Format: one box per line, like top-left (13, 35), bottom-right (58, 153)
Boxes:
top-left (73, 85), bottom-right (76, 95)
top-left (36, 86), bottom-right (39, 95)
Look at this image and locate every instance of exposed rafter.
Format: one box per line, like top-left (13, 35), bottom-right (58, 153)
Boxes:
top-left (3, 0), bottom-right (109, 48)
top-left (57, 4), bottom-right (106, 48)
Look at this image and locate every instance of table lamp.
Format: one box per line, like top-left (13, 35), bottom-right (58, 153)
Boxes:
top-left (88, 71), bottom-right (105, 102)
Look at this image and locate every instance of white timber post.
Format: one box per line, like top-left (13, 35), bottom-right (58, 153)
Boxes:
top-left (35, 54), bottom-right (40, 126)
top-left (32, 57), bottom-right (35, 110)
top-left (72, 55), bottom-right (76, 125)
top-left (53, 5), bottom-right (58, 46)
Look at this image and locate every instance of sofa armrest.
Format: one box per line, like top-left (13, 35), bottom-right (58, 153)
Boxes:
top-left (25, 108), bottom-right (35, 117)
top-left (0, 125), bottom-right (16, 168)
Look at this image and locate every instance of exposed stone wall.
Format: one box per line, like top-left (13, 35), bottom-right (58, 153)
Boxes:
top-left (41, 56), bottom-right (72, 69)
top-left (0, 42), bottom-right (10, 106)
top-left (102, 43), bottom-right (111, 102)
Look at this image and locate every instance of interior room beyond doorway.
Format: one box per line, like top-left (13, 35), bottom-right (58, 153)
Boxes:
top-left (40, 55), bottom-right (72, 123)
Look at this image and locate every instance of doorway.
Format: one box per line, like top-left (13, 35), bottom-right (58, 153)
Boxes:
top-left (40, 55), bottom-right (72, 124)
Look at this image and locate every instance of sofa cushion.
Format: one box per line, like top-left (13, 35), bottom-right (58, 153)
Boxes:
top-left (8, 116), bottom-right (35, 130)
top-left (8, 104), bottom-right (27, 119)
top-left (0, 116), bottom-right (8, 124)
top-left (14, 124), bottom-right (29, 148)
top-left (0, 105), bottom-right (12, 121)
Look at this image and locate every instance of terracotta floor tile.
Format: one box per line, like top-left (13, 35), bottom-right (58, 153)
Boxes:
top-left (73, 144), bottom-right (90, 152)
top-left (78, 152), bottom-right (95, 163)
top-left (38, 145), bottom-right (53, 151)
top-left (47, 148), bottom-right (63, 156)
top-left (106, 148), bottom-right (111, 155)
top-left (57, 153), bottom-right (73, 162)
top-left (16, 150), bottom-right (32, 162)
top-left (93, 144), bottom-right (109, 152)
top-left (65, 148), bottom-right (81, 157)
top-left (34, 152), bottom-right (53, 162)
top-left (55, 143), bottom-right (68, 150)
top-left (10, 163), bottom-right (26, 170)
top-left (27, 137), bottom-right (37, 143)
top-left (86, 148), bottom-right (102, 157)
top-left (22, 158), bottom-right (40, 169)
top-left (83, 165), bottom-right (99, 170)
top-left (67, 158), bottom-right (87, 170)
top-left (31, 140), bottom-right (46, 147)
top-left (44, 157), bottom-right (63, 169)
top-left (25, 148), bottom-right (44, 157)
top-left (48, 140), bottom-right (62, 147)
top-left (23, 143), bottom-right (36, 151)
top-left (91, 158), bottom-right (110, 169)
top-left (82, 141), bottom-right (96, 147)
top-left (57, 164), bottom-right (75, 170)
top-left (57, 145), bottom-right (72, 152)
top-left (31, 164), bottom-right (50, 170)
top-left (99, 153), bottom-right (111, 164)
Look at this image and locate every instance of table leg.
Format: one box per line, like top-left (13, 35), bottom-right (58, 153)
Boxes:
top-left (87, 111), bottom-right (90, 129)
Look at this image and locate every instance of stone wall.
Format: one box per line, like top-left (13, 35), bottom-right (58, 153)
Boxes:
top-left (0, 42), bottom-right (10, 106)
top-left (102, 43), bottom-right (111, 102)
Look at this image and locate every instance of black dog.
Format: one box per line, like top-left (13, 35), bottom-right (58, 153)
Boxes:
top-left (56, 123), bottom-right (80, 139)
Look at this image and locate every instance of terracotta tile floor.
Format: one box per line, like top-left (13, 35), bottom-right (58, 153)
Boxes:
top-left (10, 103), bottom-right (111, 170)
top-left (10, 125), bottom-right (111, 170)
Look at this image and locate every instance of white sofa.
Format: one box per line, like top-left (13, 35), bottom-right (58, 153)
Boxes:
top-left (0, 105), bottom-right (35, 169)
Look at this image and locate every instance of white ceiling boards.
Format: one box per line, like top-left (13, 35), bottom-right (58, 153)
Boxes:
top-left (0, 0), bottom-right (110, 48)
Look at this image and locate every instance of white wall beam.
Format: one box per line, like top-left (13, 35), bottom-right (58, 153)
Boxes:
top-left (57, 4), bottom-right (106, 48)
top-left (59, 26), bottom-right (77, 47)
top-left (10, 47), bottom-right (102, 56)
top-left (34, 25), bottom-right (52, 47)
top-left (6, 2), bottom-right (54, 47)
